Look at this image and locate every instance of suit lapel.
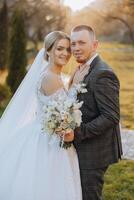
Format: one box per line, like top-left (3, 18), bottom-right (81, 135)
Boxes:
top-left (83, 55), bottom-right (101, 84)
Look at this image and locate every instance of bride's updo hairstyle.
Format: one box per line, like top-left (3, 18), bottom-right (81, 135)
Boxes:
top-left (44, 31), bottom-right (70, 61)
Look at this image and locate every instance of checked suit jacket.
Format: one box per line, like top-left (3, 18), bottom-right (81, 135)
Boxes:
top-left (73, 55), bottom-right (123, 169)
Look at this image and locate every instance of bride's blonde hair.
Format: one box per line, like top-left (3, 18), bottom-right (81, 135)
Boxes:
top-left (44, 31), bottom-right (70, 61)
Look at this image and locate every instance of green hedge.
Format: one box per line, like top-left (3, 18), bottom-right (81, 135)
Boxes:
top-left (0, 84), bottom-right (11, 116)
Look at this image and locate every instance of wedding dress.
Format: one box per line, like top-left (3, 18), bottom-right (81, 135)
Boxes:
top-left (0, 50), bottom-right (82, 200)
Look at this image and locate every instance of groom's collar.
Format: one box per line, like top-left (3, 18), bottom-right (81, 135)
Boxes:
top-left (78, 53), bottom-right (98, 70)
top-left (82, 55), bottom-right (102, 83)
top-left (90, 54), bottom-right (101, 68)
top-left (85, 53), bottom-right (98, 66)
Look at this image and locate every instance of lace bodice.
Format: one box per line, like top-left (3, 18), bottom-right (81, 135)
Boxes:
top-left (34, 70), bottom-right (79, 147)
top-left (35, 71), bottom-right (77, 123)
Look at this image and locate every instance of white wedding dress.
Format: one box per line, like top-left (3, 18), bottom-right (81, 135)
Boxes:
top-left (0, 70), bottom-right (82, 200)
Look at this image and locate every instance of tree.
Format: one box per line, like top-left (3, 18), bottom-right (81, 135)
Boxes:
top-left (0, 0), bottom-right (8, 70)
top-left (24, 0), bottom-right (69, 48)
top-left (6, 0), bottom-right (69, 49)
top-left (106, 0), bottom-right (134, 43)
top-left (94, 0), bottom-right (134, 44)
top-left (7, 10), bottom-right (27, 94)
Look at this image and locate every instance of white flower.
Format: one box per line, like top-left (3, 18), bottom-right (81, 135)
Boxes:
top-left (41, 85), bottom-right (84, 147)
top-left (66, 114), bottom-right (74, 124)
top-left (63, 99), bottom-right (74, 109)
top-left (72, 110), bottom-right (82, 126)
top-left (81, 88), bottom-right (88, 93)
top-left (73, 101), bottom-right (83, 110)
top-left (74, 83), bottom-right (88, 94)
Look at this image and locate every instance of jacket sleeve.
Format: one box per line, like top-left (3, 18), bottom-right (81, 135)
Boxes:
top-left (74, 70), bottom-right (120, 142)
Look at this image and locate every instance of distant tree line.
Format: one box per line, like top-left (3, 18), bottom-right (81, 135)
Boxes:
top-left (0, 0), bottom-right (69, 94)
top-left (66, 0), bottom-right (134, 44)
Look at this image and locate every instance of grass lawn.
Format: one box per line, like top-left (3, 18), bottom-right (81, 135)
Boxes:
top-left (103, 160), bottom-right (134, 200)
top-left (0, 108), bottom-right (4, 116)
top-left (98, 44), bottom-right (134, 129)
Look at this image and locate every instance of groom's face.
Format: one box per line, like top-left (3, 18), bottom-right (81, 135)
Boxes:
top-left (71, 30), bottom-right (97, 63)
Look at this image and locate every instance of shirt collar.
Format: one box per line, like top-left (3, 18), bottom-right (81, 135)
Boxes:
top-left (86, 53), bottom-right (98, 66)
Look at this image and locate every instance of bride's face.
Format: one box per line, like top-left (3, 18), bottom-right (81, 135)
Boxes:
top-left (49, 38), bottom-right (71, 66)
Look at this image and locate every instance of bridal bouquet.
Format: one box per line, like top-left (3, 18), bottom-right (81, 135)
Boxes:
top-left (42, 83), bottom-right (87, 149)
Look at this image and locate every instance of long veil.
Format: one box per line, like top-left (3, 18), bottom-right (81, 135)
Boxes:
top-left (0, 48), bottom-right (47, 155)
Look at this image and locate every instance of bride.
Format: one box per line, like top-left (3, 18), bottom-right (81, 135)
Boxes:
top-left (0, 31), bottom-right (82, 200)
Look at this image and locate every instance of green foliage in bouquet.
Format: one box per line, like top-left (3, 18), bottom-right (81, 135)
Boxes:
top-left (0, 84), bottom-right (11, 116)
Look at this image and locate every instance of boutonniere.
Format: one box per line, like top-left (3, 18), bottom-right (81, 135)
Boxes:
top-left (74, 82), bottom-right (88, 94)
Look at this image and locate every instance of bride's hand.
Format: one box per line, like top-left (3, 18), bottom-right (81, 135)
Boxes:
top-left (63, 130), bottom-right (74, 142)
top-left (55, 128), bottom-right (74, 142)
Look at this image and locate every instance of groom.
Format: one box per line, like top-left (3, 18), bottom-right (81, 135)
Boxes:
top-left (64, 25), bottom-right (122, 200)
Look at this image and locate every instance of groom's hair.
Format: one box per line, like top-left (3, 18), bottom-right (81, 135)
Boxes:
top-left (71, 25), bottom-right (96, 40)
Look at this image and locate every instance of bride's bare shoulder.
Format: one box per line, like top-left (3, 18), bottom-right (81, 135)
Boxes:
top-left (40, 71), bottom-right (64, 96)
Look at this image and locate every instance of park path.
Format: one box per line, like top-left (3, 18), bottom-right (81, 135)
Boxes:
top-left (121, 130), bottom-right (134, 160)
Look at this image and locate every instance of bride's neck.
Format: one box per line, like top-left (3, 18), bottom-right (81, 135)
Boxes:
top-left (48, 64), bottom-right (62, 75)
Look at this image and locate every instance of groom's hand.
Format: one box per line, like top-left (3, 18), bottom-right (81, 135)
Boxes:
top-left (72, 64), bottom-right (89, 84)
top-left (64, 130), bottom-right (74, 142)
